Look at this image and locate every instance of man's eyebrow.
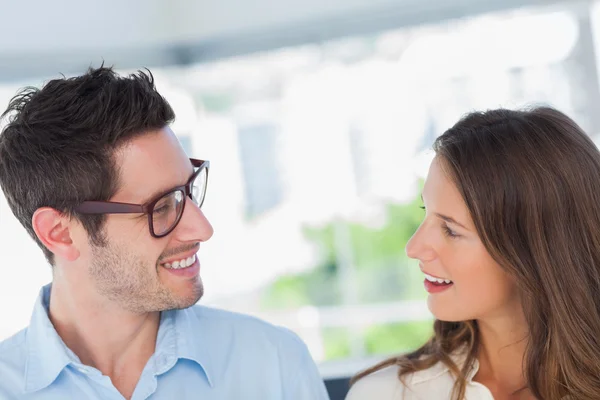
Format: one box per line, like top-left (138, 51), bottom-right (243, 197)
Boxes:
top-left (140, 185), bottom-right (172, 205)
top-left (140, 164), bottom-right (196, 205)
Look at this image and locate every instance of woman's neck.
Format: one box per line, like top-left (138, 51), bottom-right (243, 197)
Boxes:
top-left (473, 308), bottom-right (532, 398)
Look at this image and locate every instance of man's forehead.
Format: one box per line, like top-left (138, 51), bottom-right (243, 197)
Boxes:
top-left (112, 129), bottom-right (192, 202)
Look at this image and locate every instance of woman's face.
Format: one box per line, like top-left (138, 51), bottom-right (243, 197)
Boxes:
top-left (406, 157), bottom-right (519, 322)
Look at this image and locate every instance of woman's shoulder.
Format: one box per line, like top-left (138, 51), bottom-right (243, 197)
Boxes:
top-left (345, 360), bottom-right (457, 400)
top-left (345, 365), bottom-right (403, 400)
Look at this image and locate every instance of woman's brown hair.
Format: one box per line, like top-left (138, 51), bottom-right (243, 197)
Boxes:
top-left (352, 107), bottom-right (600, 399)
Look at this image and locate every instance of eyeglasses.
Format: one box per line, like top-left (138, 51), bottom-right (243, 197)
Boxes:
top-left (76, 159), bottom-right (209, 238)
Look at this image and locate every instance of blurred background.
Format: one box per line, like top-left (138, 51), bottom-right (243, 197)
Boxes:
top-left (2, 0), bottom-right (600, 398)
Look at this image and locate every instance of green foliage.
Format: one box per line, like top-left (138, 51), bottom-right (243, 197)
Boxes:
top-left (302, 196), bottom-right (425, 273)
top-left (322, 328), bottom-right (352, 359)
top-left (261, 186), bottom-right (430, 359)
top-left (261, 188), bottom-right (425, 308)
top-left (261, 263), bottom-right (340, 309)
top-left (363, 320), bottom-right (433, 355)
top-left (322, 320), bottom-right (433, 360)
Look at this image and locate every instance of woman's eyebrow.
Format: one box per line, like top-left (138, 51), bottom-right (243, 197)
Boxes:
top-left (435, 212), bottom-right (467, 229)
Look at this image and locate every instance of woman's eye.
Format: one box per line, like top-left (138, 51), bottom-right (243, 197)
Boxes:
top-left (442, 223), bottom-right (459, 238)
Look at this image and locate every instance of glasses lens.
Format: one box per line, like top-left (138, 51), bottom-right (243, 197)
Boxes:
top-left (152, 190), bottom-right (185, 236)
top-left (191, 166), bottom-right (208, 207)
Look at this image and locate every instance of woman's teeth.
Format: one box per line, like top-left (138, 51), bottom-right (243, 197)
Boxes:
top-left (424, 273), bottom-right (452, 284)
top-left (163, 254), bottom-right (196, 269)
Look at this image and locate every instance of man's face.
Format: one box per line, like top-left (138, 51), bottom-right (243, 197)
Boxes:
top-left (81, 127), bottom-right (214, 313)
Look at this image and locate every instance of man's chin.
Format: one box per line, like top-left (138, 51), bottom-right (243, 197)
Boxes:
top-left (167, 283), bottom-right (204, 311)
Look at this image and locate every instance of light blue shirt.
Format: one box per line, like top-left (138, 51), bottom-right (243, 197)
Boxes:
top-left (0, 285), bottom-right (330, 400)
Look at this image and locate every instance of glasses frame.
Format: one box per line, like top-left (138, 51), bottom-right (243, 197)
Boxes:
top-left (76, 158), bottom-right (209, 238)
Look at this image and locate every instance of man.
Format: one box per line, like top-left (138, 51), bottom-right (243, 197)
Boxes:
top-left (0, 67), bottom-right (330, 400)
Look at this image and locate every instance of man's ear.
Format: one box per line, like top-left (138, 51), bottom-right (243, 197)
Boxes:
top-left (32, 208), bottom-right (80, 262)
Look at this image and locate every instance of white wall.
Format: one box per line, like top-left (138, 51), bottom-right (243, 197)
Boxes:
top-left (0, 0), bottom-right (563, 80)
top-left (0, 0), bottom-right (184, 51)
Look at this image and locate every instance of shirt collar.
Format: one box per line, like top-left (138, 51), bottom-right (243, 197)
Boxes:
top-left (24, 284), bottom-right (77, 393)
top-left (24, 284), bottom-right (215, 392)
top-left (410, 347), bottom-right (479, 385)
top-left (149, 306), bottom-right (214, 387)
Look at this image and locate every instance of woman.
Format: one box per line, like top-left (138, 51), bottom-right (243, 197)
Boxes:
top-left (346, 107), bottom-right (600, 400)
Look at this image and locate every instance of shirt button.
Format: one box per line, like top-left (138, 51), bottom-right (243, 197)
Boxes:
top-left (77, 367), bottom-right (89, 374)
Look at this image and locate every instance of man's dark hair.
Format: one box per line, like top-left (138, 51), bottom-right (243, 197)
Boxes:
top-left (0, 66), bottom-right (175, 264)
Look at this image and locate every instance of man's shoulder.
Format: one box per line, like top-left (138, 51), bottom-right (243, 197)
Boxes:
top-left (182, 305), bottom-right (307, 348)
top-left (0, 327), bottom-right (29, 394)
top-left (0, 328), bottom-right (28, 361)
top-left (180, 306), bottom-right (327, 398)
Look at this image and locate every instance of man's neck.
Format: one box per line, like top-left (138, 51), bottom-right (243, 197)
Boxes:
top-left (48, 279), bottom-right (160, 398)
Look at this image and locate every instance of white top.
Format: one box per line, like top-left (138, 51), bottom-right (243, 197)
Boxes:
top-left (345, 353), bottom-right (495, 400)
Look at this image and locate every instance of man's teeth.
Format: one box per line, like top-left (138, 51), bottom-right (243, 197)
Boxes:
top-left (424, 273), bottom-right (452, 284)
top-left (163, 254), bottom-right (196, 269)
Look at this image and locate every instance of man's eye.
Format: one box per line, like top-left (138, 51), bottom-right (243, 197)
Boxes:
top-left (154, 205), bottom-right (170, 215)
